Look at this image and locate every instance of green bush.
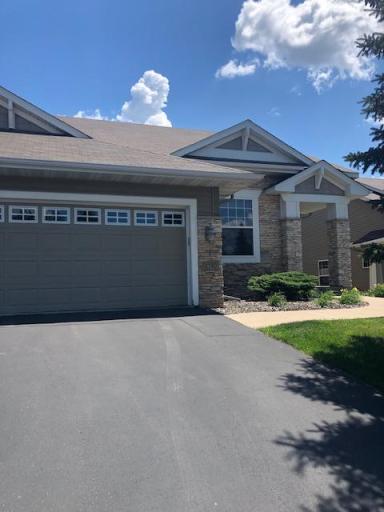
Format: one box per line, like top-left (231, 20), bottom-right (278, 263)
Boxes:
top-left (316, 290), bottom-right (335, 308)
top-left (339, 288), bottom-right (362, 305)
top-left (370, 284), bottom-right (384, 297)
top-left (267, 292), bottom-right (287, 307)
top-left (248, 271), bottom-right (318, 301)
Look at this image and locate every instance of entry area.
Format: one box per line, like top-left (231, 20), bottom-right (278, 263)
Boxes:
top-left (0, 202), bottom-right (189, 315)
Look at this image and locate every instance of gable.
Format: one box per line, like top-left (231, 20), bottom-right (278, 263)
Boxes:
top-left (172, 119), bottom-right (313, 168)
top-left (295, 176), bottom-right (344, 196)
top-left (0, 85), bottom-right (89, 138)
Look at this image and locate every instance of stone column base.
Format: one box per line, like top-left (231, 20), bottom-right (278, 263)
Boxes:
top-left (281, 218), bottom-right (303, 272)
top-left (327, 219), bottom-right (352, 289)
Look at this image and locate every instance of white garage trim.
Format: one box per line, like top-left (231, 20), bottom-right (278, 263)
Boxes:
top-left (0, 190), bottom-right (199, 307)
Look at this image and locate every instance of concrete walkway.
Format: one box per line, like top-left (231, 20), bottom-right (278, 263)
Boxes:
top-left (227, 296), bottom-right (384, 329)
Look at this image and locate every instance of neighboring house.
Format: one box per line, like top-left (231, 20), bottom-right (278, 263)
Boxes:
top-left (0, 85), bottom-right (369, 315)
top-left (302, 178), bottom-right (384, 290)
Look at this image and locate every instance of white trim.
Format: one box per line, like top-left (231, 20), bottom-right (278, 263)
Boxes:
top-left (353, 237), bottom-right (384, 247)
top-left (105, 209), bottom-right (131, 226)
top-left (267, 161), bottom-right (370, 198)
top-left (9, 205), bottom-right (38, 223)
top-left (134, 210), bottom-right (159, 226)
top-left (42, 206), bottom-right (70, 224)
top-left (221, 189), bottom-right (261, 264)
top-left (0, 85), bottom-right (89, 138)
top-left (74, 208), bottom-right (102, 225)
top-left (161, 211), bottom-right (185, 227)
top-left (0, 190), bottom-right (199, 306)
top-left (370, 263), bottom-right (378, 288)
top-left (172, 119), bottom-right (313, 166)
top-left (0, 206), bottom-right (4, 223)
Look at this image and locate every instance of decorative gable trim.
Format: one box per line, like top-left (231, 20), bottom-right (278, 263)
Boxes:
top-left (267, 160), bottom-right (370, 198)
top-left (0, 85), bottom-right (89, 138)
top-left (172, 119), bottom-right (313, 167)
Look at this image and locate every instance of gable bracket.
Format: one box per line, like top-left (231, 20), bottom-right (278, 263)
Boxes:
top-left (315, 167), bottom-right (324, 190)
top-left (242, 126), bottom-right (250, 151)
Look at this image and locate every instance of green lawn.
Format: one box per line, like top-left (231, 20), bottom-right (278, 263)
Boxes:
top-left (261, 318), bottom-right (384, 393)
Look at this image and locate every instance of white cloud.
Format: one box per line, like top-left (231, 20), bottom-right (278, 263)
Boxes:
top-left (219, 0), bottom-right (381, 91)
top-left (74, 108), bottom-right (107, 120)
top-left (73, 70), bottom-right (172, 127)
top-left (290, 84), bottom-right (302, 96)
top-left (215, 59), bottom-right (259, 78)
top-left (268, 107), bottom-right (281, 117)
top-left (116, 70), bottom-right (171, 127)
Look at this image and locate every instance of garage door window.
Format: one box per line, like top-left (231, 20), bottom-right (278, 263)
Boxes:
top-left (134, 210), bottom-right (158, 226)
top-left (43, 207), bottom-right (70, 224)
top-left (162, 211), bottom-right (185, 227)
top-left (10, 206), bottom-right (38, 223)
top-left (75, 208), bottom-right (101, 224)
top-left (105, 209), bottom-right (131, 225)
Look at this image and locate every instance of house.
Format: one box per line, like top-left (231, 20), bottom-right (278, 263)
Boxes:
top-left (302, 178), bottom-right (384, 290)
top-left (0, 85), bottom-right (370, 315)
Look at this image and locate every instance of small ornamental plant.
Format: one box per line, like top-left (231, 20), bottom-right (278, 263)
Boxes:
top-left (267, 292), bottom-right (287, 308)
top-left (316, 290), bottom-right (335, 308)
top-left (339, 288), bottom-right (362, 305)
top-left (248, 271), bottom-right (318, 301)
top-left (369, 284), bottom-right (384, 297)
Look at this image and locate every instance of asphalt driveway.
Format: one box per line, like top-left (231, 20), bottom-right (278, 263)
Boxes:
top-left (0, 312), bottom-right (383, 512)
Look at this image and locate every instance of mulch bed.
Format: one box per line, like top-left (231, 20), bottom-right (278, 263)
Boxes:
top-left (215, 298), bottom-right (368, 315)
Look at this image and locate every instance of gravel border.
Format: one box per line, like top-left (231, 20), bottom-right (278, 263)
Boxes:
top-left (215, 298), bottom-right (368, 315)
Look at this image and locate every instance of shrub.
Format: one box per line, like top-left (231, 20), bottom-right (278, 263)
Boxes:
top-left (268, 292), bottom-right (287, 307)
top-left (339, 288), bottom-right (362, 305)
top-left (370, 284), bottom-right (384, 297)
top-left (248, 271), bottom-right (318, 301)
top-left (316, 290), bottom-right (335, 308)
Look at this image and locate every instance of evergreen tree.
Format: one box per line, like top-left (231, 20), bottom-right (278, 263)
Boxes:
top-left (345, 1), bottom-right (384, 265)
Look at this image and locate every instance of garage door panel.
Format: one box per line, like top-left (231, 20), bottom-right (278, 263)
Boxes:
top-left (0, 205), bottom-right (189, 314)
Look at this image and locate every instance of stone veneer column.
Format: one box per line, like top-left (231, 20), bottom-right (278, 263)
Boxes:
top-left (280, 197), bottom-right (303, 272)
top-left (327, 218), bottom-right (352, 289)
top-left (281, 219), bottom-right (303, 271)
top-left (197, 216), bottom-right (224, 308)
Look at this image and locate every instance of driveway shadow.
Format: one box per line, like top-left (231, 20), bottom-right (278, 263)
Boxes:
top-left (0, 307), bottom-right (219, 326)
top-left (276, 354), bottom-right (384, 511)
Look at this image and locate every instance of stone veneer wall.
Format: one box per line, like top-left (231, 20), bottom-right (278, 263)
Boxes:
top-left (197, 216), bottom-right (224, 308)
top-left (223, 195), bottom-right (283, 298)
top-left (327, 219), bottom-right (353, 289)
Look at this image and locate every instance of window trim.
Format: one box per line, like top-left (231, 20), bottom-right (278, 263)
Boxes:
top-left (42, 206), bottom-right (70, 224)
top-left (221, 189), bottom-right (261, 263)
top-left (105, 209), bottom-right (131, 226)
top-left (9, 205), bottom-right (38, 223)
top-left (74, 208), bottom-right (101, 225)
top-left (161, 210), bottom-right (185, 227)
top-left (134, 210), bottom-right (158, 226)
top-left (318, 259), bottom-right (330, 286)
top-left (0, 206), bottom-right (4, 223)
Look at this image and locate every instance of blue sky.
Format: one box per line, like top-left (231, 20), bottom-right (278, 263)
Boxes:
top-left (0, 0), bottom-right (380, 169)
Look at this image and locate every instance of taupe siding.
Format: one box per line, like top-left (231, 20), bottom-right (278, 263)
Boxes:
top-left (0, 176), bottom-right (219, 216)
top-left (302, 199), bottom-right (384, 289)
top-left (14, 114), bottom-right (52, 134)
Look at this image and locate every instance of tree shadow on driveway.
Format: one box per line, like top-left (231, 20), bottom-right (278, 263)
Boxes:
top-left (275, 345), bottom-right (384, 512)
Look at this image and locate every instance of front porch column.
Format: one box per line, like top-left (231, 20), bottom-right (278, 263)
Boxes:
top-left (280, 198), bottom-right (303, 272)
top-left (326, 202), bottom-right (352, 289)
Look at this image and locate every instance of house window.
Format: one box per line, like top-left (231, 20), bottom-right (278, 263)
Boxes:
top-left (9, 206), bottom-right (38, 223)
top-left (134, 210), bottom-right (158, 226)
top-left (220, 198), bottom-right (254, 256)
top-left (75, 208), bottom-right (101, 224)
top-left (105, 209), bottom-right (130, 225)
top-left (0, 206), bottom-right (4, 222)
top-left (162, 211), bottom-right (185, 227)
top-left (318, 259), bottom-right (330, 286)
top-left (362, 257), bottom-right (370, 269)
top-left (42, 207), bottom-right (70, 224)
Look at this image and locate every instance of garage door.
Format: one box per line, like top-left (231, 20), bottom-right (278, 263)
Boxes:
top-left (0, 204), bottom-right (188, 315)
